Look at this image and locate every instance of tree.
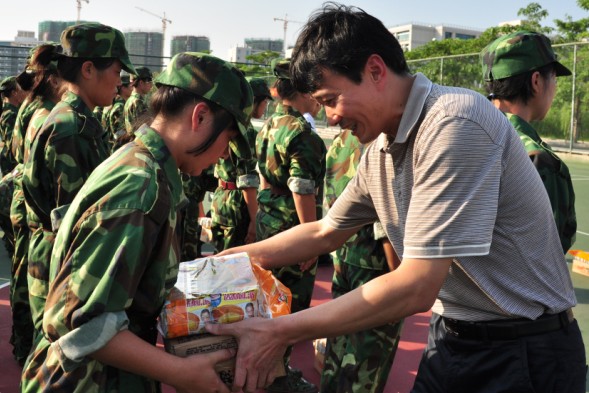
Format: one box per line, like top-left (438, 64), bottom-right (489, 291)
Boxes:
top-left (234, 50), bottom-right (281, 77)
top-left (517, 2), bottom-right (553, 34)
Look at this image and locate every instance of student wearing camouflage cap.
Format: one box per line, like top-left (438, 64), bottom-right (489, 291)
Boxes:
top-left (481, 30), bottom-right (576, 253)
top-left (21, 22), bottom-right (136, 344)
top-left (210, 5), bottom-right (585, 393)
top-left (0, 76), bottom-right (26, 175)
top-left (105, 73), bottom-right (133, 151)
top-left (8, 43), bottom-right (66, 366)
top-left (251, 60), bottom-right (326, 393)
top-left (21, 52), bottom-right (254, 393)
top-left (210, 77), bottom-right (272, 252)
top-left (124, 66), bottom-right (153, 135)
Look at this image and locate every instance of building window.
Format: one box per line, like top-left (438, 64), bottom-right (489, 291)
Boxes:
top-left (455, 33), bottom-right (475, 40)
top-left (445, 32), bottom-right (453, 39)
top-left (396, 31), bottom-right (410, 42)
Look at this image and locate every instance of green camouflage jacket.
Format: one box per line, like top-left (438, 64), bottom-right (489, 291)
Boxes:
top-left (105, 95), bottom-right (126, 141)
top-left (21, 125), bottom-right (185, 392)
top-left (255, 105), bottom-right (326, 231)
top-left (0, 102), bottom-right (19, 172)
top-left (211, 122), bottom-right (259, 227)
top-left (506, 112), bottom-right (577, 253)
top-left (12, 97), bottom-right (41, 164)
top-left (0, 167), bottom-right (15, 219)
top-left (325, 129), bottom-right (387, 270)
top-left (23, 91), bottom-right (109, 230)
top-left (124, 91), bottom-right (147, 134)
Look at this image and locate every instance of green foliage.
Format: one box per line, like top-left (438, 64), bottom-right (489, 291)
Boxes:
top-left (234, 50), bottom-right (281, 78)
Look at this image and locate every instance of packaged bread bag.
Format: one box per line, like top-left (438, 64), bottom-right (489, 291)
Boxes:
top-left (158, 252), bottom-right (291, 384)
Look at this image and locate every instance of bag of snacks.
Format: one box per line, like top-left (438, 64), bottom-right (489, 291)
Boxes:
top-left (159, 252), bottom-right (291, 339)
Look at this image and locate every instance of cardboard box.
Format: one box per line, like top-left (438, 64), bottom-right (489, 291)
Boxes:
top-left (570, 250), bottom-right (589, 277)
top-left (313, 338), bottom-right (327, 374)
top-left (165, 333), bottom-right (285, 386)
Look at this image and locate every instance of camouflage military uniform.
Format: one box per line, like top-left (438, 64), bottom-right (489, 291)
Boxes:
top-left (321, 129), bottom-right (403, 393)
top-left (21, 52), bottom-right (253, 392)
top-left (255, 105), bottom-right (326, 314)
top-left (105, 95), bottom-right (127, 151)
top-left (22, 91), bottom-right (109, 337)
top-left (9, 96), bottom-right (41, 364)
top-left (0, 168), bottom-right (15, 255)
top-left (210, 122), bottom-right (259, 252)
top-left (21, 125), bottom-right (184, 392)
top-left (124, 91), bottom-right (147, 134)
top-left (505, 113), bottom-right (576, 253)
top-left (0, 101), bottom-right (19, 174)
top-left (181, 167), bottom-right (217, 260)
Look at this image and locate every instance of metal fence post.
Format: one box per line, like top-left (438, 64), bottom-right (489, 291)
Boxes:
top-left (569, 44), bottom-right (577, 153)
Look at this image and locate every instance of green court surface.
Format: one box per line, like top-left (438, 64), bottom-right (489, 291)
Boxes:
top-left (1, 154), bottom-right (589, 389)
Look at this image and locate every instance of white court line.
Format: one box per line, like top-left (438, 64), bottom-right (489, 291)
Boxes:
top-left (578, 231), bottom-right (589, 237)
top-left (0, 281), bottom-right (10, 289)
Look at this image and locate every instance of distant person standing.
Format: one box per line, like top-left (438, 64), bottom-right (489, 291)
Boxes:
top-left (124, 66), bottom-right (152, 135)
top-left (105, 73), bottom-right (133, 151)
top-left (22, 23), bottom-right (136, 339)
top-left (321, 128), bottom-right (403, 393)
top-left (481, 31), bottom-right (576, 253)
top-left (0, 76), bottom-right (25, 175)
top-left (210, 77), bottom-right (272, 251)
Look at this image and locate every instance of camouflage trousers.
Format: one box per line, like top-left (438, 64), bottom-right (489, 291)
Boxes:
top-left (27, 227), bottom-right (55, 338)
top-left (0, 213), bottom-right (14, 255)
top-left (10, 174), bottom-right (33, 364)
top-left (181, 199), bottom-right (203, 261)
top-left (321, 259), bottom-right (403, 393)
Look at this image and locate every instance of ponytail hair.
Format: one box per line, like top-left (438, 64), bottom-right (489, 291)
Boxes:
top-left (24, 44), bottom-right (60, 101)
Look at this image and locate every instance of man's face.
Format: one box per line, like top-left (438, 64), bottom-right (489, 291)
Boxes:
top-left (311, 68), bottom-right (383, 144)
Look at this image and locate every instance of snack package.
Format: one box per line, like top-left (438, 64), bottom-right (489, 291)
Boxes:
top-left (159, 252), bottom-right (291, 339)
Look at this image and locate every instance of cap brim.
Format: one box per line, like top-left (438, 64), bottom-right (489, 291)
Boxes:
top-left (228, 122), bottom-right (253, 159)
top-left (120, 56), bottom-right (137, 76)
top-left (554, 61), bottom-right (571, 77)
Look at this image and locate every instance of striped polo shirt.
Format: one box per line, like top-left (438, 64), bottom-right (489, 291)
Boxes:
top-left (325, 73), bottom-right (576, 321)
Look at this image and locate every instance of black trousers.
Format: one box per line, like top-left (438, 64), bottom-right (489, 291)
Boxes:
top-left (411, 313), bottom-right (587, 393)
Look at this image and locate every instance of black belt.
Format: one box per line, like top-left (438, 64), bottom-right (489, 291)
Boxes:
top-left (443, 309), bottom-right (574, 341)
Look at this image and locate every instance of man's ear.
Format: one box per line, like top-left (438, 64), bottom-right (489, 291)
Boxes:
top-left (365, 54), bottom-right (387, 85)
top-left (530, 71), bottom-right (542, 95)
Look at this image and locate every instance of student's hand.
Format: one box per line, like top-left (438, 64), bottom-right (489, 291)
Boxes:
top-left (245, 221), bottom-right (257, 244)
top-left (173, 349), bottom-right (235, 393)
top-left (299, 256), bottom-right (317, 272)
top-left (206, 318), bottom-right (287, 393)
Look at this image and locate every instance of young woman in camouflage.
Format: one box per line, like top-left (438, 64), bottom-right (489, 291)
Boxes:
top-left (8, 43), bottom-right (65, 366)
top-left (210, 77), bottom-right (272, 252)
top-left (0, 76), bottom-right (25, 175)
top-left (255, 60), bottom-right (326, 393)
top-left (481, 31), bottom-right (577, 253)
top-left (124, 66), bottom-right (153, 135)
top-left (21, 23), bottom-right (136, 345)
top-left (21, 52), bottom-right (256, 393)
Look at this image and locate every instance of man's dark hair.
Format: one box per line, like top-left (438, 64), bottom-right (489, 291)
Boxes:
top-left (485, 63), bottom-right (554, 105)
top-left (150, 85), bottom-right (236, 156)
top-left (290, 2), bottom-right (409, 93)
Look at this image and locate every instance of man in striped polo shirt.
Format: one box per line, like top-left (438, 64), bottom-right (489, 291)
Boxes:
top-left (210, 4), bottom-right (586, 393)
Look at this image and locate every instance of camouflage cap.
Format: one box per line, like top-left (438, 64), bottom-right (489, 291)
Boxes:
top-left (120, 73), bottom-right (131, 85)
top-left (130, 66), bottom-right (153, 82)
top-left (57, 23), bottom-right (137, 75)
top-left (155, 52), bottom-right (253, 136)
top-left (272, 58), bottom-right (290, 80)
top-left (0, 76), bottom-right (17, 92)
top-left (247, 77), bottom-right (272, 100)
top-left (481, 31), bottom-right (571, 81)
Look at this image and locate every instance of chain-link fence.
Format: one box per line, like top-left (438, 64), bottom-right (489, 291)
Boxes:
top-left (406, 41), bottom-right (589, 154)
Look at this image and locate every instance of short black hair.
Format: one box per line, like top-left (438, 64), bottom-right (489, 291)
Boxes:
top-left (57, 57), bottom-right (116, 83)
top-left (150, 85), bottom-right (235, 156)
top-left (485, 63), bottom-right (554, 105)
top-left (290, 2), bottom-right (409, 93)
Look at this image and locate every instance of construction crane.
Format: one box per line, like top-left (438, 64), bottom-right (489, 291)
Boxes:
top-left (273, 14), bottom-right (302, 56)
top-left (76, 0), bottom-right (89, 23)
top-left (136, 6), bottom-right (172, 38)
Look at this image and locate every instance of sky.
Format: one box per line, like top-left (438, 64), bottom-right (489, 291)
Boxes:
top-left (1, 0), bottom-right (587, 61)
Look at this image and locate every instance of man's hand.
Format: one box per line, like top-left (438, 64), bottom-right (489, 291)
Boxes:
top-left (206, 318), bottom-right (287, 393)
top-left (245, 221), bottom-right (257, 244)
